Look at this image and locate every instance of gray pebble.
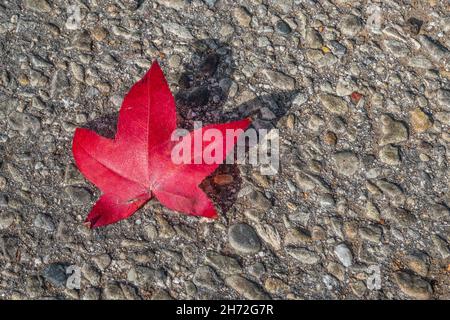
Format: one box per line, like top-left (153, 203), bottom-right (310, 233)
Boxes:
top-left (128, 266), bottom-right (166, 289)
top-left (418, 35), bottom-right (450, 64)
top-left (379, 144), bottom-right (401, 165)
top-left (0, 193), bottom-right (8, 207)
top-left (247, 190), bottom-right (272, 210)
top-left (42, 263), bottom-right (67, 287)
top-left (374, 180), bottom-right (406, 206)
top-left (261, 69), bottom-right (295, 90)
top-left (340, 15), bottom-right (363, 37)
top-left (193, 266), bottom-right (222, 291)
top-left (431, 235), bottom-right (450, 259)
top-left (384, 40), bottom-right (410, 58)
top-left (50, 70), bottom-right (70, 97)
top-left (82, 288), bottom-right (101, 300)
top-left (64, 186), bottom-right (91, 205)
top-left (379, 115), bottom-right (408, 146)
top-left (33, 214), bottom-right (55, 232)
top-left (333, 151), bottom-right (359, 177)
top-left (328, 40), bottom-right (347, 56)
top-left (24, 0), bottom-right (51, 13)
top-left (359, 226), bottom-right (382, 243)
top-left (103, 282), bottom-right (125, 300)
top-left (8, 112), bottom-right (41, 136)
top-left (162, 22), bottom-right (193, 40)
top-left (437, 89), bottom-right (450, 110)
top-left (318, 93), bottom-right (349, 115)
top-left (0, 212), bottom-right (15, 230)
top-left (334, 243), bottom-right (353, 267)
top-left (205, 251), bottom-right (241, 275)
top-left (275, 20), bottom-right (291, 34)
top-left (71, 31), bottom-right (92, 52)
top-left (304, 28), bottom-right (323, 49)
top-left (228, 223), bottom-right (261, 254)
top-left (286, 247), bottom-right (320, 264)
top-left (225, 275), bottom-right (269, 299)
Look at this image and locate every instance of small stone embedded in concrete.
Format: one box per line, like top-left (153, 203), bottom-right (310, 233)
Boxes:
top-left (340, 15), bottom-right (363, 37)
top-left (233, 7), bottom-right (252, 27)
top-left (42, 263), bottom-right (68, 287)
top-left (228, 223), bottom-right (261, 254)
top-left (261, 69), bottom-right (295, 90)
top-left (333, 151), bottom-right (359, 176)
top-left (394, 271), bottom-right (432, 299)
top-left (205, 251), bottom-right (241, 275)
top-left (65, 186), bottom-right (91, 205)
top-left (410, 108), bottom-right (432, 133)
top-left (225, 275), bottom-right (269, 300)
top-left (379, 144), bottom-right (401, 165)
top-left (33, 214), bottom-right (55, 232)
top-left (304, 28), bottom-right (323, 49)
top-left (162, 22), bottom-right (193, 40)
top-left (374, 180), bottom-right (406, 206)
top-left (193, 265), bottom-right (222, 291)
top-left (8, 112), bottom-right (41, 136)
top-left (286, 247), bottom-right (320, 264)
top-left (379, 115), bottom-right (409, 146)
top-left (334, 243), bottom-right (353, 267)
top-left (365, 201), bottom-right (381, 221)
top-left (25, 0), bottom-right (51, 13)
top-left (318, 93), bottom-right (349, 115)
top-left (275, 20), bottom-right (291, 34)
top-left (0, 212), bottom-right (15, 230)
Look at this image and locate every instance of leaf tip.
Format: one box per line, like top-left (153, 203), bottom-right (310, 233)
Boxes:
top-left (150, 59), bottom-right (162, 72)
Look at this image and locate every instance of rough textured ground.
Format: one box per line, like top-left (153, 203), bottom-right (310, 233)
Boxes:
top-left (0, 0), bottom-right (450, 300)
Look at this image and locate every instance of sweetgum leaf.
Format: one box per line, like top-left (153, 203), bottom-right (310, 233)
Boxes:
top-left (72, 61), bottom-right (251, 228)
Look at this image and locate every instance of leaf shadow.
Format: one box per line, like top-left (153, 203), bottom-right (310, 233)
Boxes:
top-left (83, 38), bottom-right (297, 218)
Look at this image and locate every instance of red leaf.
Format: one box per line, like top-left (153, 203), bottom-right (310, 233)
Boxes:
top-left (72, 61), bottom-right (251, 228)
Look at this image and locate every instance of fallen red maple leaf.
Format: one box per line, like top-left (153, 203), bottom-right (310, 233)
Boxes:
top-left (72, 61), bottom-right (251, 228)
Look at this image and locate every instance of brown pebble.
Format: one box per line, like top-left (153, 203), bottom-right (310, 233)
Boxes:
top-left (213, 174), bottom-right (234, 185)
top-left (91, 27), bottom-right (108, 41)
top-left (18, 74), bottom-right (29, 86)
top-left (410, 108), bottom-right (432, 133)
top-left (323, 131), bottom-right (337, 145)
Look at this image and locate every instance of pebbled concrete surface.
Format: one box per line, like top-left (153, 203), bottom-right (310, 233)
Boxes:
top-left (0, 0), bottom-right (449, 300)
